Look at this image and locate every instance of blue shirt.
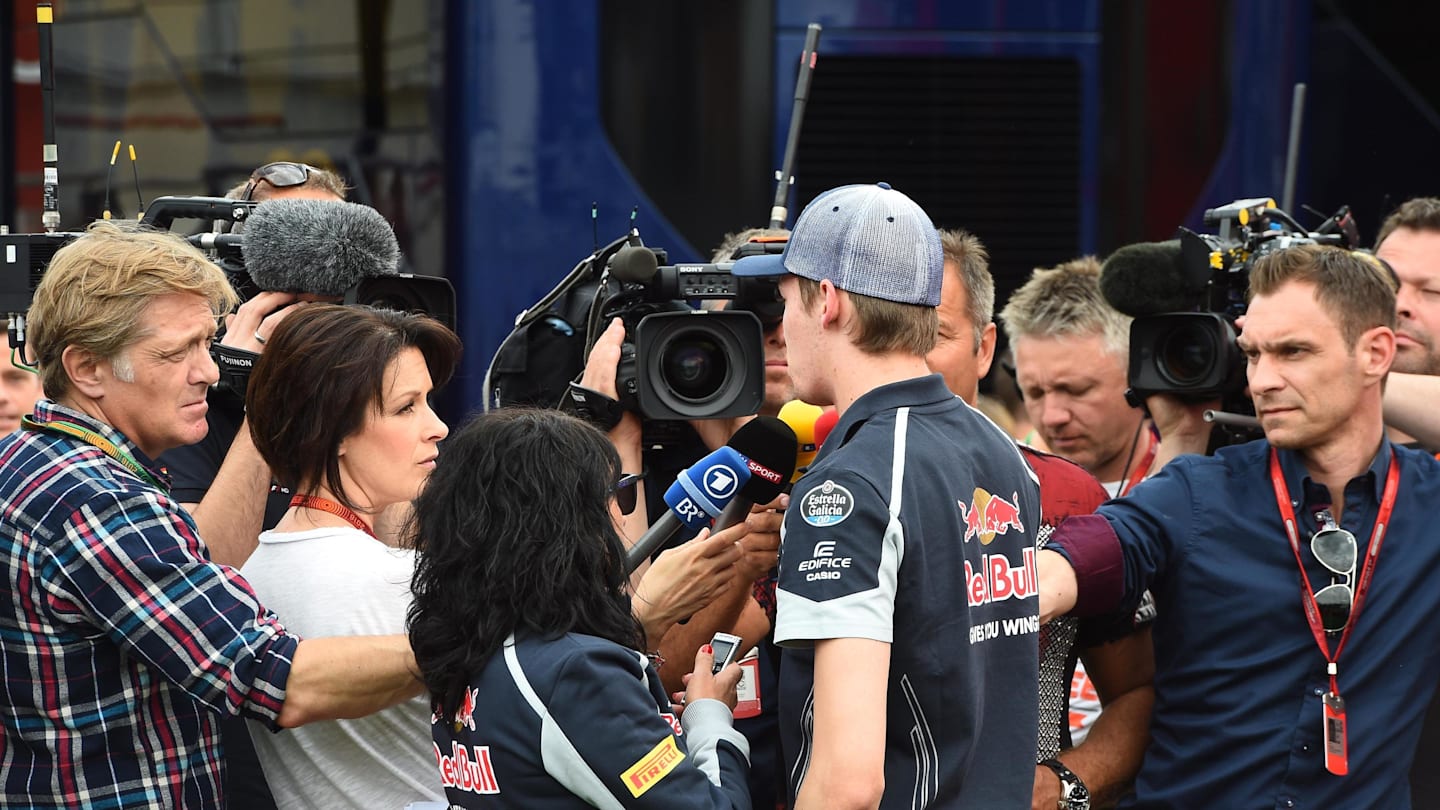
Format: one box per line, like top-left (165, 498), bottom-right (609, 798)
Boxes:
top-left (1054, 438), bottom-right (1440, 809)
top-left (775, 375), bottom-right (1041, 808)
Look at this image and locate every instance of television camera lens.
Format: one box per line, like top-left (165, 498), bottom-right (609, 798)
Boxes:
top-left (1158, 321), bottom-right (1217, 387)
top-left (660, 332), bottom-right (728, 402)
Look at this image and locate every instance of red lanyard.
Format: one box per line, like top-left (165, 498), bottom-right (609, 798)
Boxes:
top-left (290, 494), bottom-right (378, 539)
top-left (1269, 447), bottom-right (1398, 776)
top-left (1269, 447), bottom-right (1398, 687)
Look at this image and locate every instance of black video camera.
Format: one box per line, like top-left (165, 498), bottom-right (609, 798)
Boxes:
top-left (1126, 197), bottom-right (1358, 400)
top-left (487, 232), bottom-right (781, 421)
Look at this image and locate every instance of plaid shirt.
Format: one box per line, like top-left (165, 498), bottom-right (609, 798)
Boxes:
top-left (0, 400), bottom-right (299, 809)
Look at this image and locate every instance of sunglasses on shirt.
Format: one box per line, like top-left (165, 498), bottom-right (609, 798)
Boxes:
top-left (614, 472), bottom-right (645, 516)
top-left (242, 162), bottom-right (316, 201)
top-left (1311, 525), bottom-right (1357, 633)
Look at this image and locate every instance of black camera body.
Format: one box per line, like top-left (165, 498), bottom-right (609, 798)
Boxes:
top-left (1127, 197), bottom-right (1357, 400)
top-left (488, 233), bottom-right (780, 421)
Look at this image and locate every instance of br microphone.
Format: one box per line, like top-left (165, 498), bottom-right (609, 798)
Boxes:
top-left (711, 415), bottom-right (800, 531)
top-left (624, 446), bottom-right (750, 574)
top-left (778, 400), bottom-right (824, 482)
top-left (243, 199), bottom-right (400, 296)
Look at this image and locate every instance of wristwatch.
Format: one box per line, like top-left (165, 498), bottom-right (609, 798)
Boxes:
top-left (1040, 758), bottom-right (1091, 810)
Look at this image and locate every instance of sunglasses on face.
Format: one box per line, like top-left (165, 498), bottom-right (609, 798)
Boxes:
top-left (1311, 525), bottom-right (1357, 633)
top-left (614, 472), bottom-right (645, 516)
top-left (243, 162), bottom-right (315, 201)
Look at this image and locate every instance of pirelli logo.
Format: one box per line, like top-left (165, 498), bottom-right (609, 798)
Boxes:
top-left (622, 736), bottom-right (685, 797)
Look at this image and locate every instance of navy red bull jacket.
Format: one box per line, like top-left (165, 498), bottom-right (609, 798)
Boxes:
top-left (430, 631), bottom-right (751, 809)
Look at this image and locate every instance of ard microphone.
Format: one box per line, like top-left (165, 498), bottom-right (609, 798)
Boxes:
top-left (712, 415), bottom-right (800, 531)
top-left (624, 446), bottom-right (750, 574)
top-left (778, 400), bottom-right (824, 482)
top-left (1098, 240), bottom-right (1199, 317)
top-left (244, 199), bottom-right (400, 296)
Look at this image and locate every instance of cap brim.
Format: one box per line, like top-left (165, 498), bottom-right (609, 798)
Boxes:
top-left (731, 253), bottom-right (788, 278)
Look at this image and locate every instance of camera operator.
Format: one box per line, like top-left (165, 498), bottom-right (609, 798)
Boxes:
top-left (1, 321), bottom-right (44, 437)
top-left (1037, 244), bottom-right (1440, 807)
top-left (925, 229), bottom-right (1153, 810)
top-left (0, 221), bottom-right (424, 809)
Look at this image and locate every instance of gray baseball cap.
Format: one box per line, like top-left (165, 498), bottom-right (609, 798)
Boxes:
top-left (732, 182), bottom-right (943, 307)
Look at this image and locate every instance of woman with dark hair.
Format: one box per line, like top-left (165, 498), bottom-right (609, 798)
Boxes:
top-left (240, 303), bottom-right (460, 809)
top-left (409, 408), bottom-right (752, 809)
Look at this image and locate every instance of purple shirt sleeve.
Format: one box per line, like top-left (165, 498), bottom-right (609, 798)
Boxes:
top-left (1047, 514), bottom-right (1125, 618)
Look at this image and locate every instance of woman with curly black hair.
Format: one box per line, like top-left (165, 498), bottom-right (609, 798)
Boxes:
top-left (408, 408), bottom-right (751, 809)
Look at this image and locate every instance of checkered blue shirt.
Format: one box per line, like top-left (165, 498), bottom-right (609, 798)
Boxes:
top-left (0, 400), bottom-right (299, 808)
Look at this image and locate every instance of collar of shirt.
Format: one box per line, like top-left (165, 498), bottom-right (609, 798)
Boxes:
top-left (814, 374), bottom-right (955, 464)
top-left (1272, 437), bottom-right (1391, 516)
top-left (29, 399), bottom-right (171, 490)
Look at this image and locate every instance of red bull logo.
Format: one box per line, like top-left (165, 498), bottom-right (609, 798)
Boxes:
top-left (958, 488), bottom-right (1025, 545)
top-left (434, 740), bottom-right (501, 795)
top-left (453, 686), bottom-right (478, 732)
top-left (965, 547), bottom-right (1038, 606)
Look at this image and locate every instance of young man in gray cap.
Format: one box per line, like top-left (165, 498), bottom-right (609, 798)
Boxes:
top-left (734, 183), bottom-right (1041, 809)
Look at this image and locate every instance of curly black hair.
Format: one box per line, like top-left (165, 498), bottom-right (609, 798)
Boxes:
top-left (406, 408), bottom-right (644, 719)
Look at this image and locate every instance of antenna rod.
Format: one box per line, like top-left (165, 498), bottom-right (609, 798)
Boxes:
top-left (37, 2), bottom-right (59, 232)
top-left (768, 23), bottom-right (822, 229)
top-left (1281, 82), bottom-right (1306, 215)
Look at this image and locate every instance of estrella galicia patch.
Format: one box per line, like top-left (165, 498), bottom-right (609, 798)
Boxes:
top-left (800, 480), bottom-right (855, 527)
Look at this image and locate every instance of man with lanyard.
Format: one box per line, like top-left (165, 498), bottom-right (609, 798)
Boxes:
top-left (1038, 243), bottom-right (1440, 807)
top-left (0, 221), bottom-right (422, 808)
top-left (1000, 257), bottom-right (1159, 497)
top-left (734, 182), bottom-right (1041, 808)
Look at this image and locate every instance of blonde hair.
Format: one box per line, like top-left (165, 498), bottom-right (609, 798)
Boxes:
top-left (28, 220), bottom-right (238, 397)
top-left (999, 256), bottom-right (1130, 358)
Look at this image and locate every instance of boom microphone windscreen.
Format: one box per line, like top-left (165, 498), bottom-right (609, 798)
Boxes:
top-left (1098, 240), bottom-right (1198, 318)
top-left (244, 199), bottom-right (400, 296)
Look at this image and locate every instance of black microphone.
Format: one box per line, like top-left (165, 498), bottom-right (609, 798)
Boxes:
top-left (607, 245), bottom-right (660, 284)
top-left (1098, 239), bottom-right (1200, 317)
top-left (712, 415), bottom-right (800, 531)
top-left (243, 199), bottom-right (400, 296)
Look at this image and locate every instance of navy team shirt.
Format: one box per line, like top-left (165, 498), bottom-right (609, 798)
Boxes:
top-left (1052, 438), bottom-right (1440, 808)
top-left (774, 375), bottom-right (1040, 808)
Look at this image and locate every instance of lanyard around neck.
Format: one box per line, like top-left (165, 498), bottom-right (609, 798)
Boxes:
top-left (290, 493), bottom-right (378, 540)
top-left (1268, 447), bottom-right (1399, 693)
top-left (22, 415), bottom-right (166, 491)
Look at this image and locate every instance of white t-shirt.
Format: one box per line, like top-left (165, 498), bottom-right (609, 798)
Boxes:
top-left (240, 526), bottom-right (443, 809)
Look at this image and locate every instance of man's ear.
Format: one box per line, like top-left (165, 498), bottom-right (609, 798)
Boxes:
top-left (817, 279), bottom-right (844, 330)
top-left (976, 322), bottom-right (998, 379)
top-left (1360, 325), bottom-right (1397, 383)
top-left (61, 345), bottom-right (107, 400)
